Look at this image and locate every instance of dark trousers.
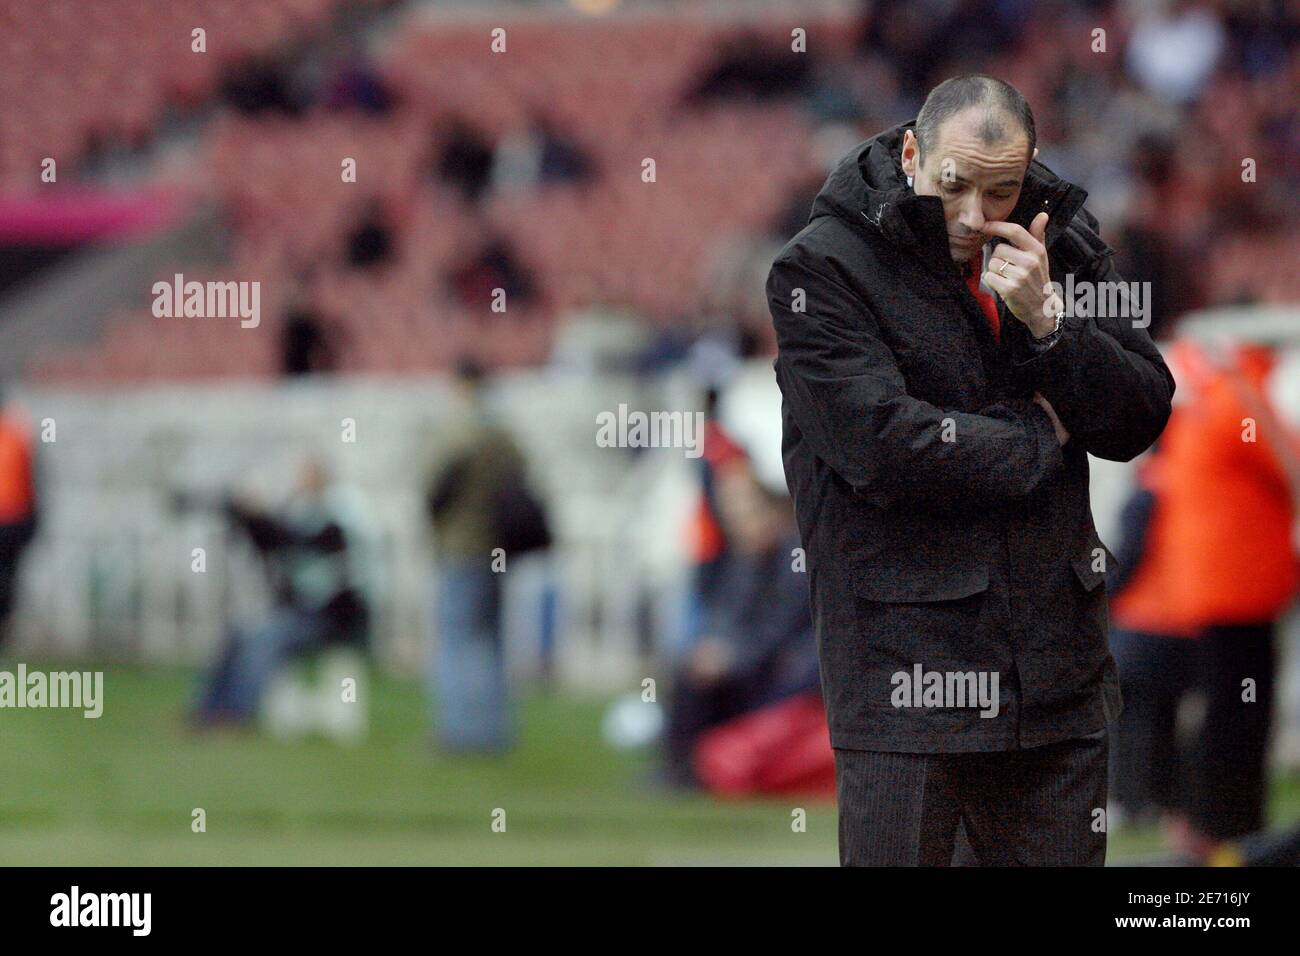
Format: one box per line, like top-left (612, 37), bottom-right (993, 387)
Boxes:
top-left (834, 730), bottom-right (1108, 866)
top-left (1191, 622), bottom-right (1275, 840)
top-left (663, 673), bottom-right (752, 787)
top-left (0, 518), bottom-right (35, 648)
top-left (1109, 622), bottom-right (1275, 841)
top-left (1109, 628), bottom-right (1201, 818)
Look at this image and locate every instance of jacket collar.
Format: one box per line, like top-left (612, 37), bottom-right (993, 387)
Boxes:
top-left (811, 121), bottom-right (1089, 282)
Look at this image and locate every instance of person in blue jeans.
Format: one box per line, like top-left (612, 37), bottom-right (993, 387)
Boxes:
top-left (424, 359), bottom-right (542, 752)
top-left (196, 605), bottom-right (333, 722)
top-left (192, 456), bottom-right (369, 726)
top-left (431, 561), bottom-right (510, 752)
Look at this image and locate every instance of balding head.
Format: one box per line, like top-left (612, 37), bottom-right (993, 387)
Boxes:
top-left (914, 74), bottom-right (1036, 165)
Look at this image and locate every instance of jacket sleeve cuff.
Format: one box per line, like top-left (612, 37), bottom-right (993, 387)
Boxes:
top-left (1025, 325), bottom-right (1063, 354)
top-left (1011, 312), bottom-right (1084, 377)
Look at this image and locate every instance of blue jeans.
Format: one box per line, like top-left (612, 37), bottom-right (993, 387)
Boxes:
top-left (195, 605), bottom-right (326, 722)
top-left (431, 562), bottom-right (511, 751)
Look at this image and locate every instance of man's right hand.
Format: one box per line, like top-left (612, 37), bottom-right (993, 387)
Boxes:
top-left (1033, 393), bottom-right (1070, 446)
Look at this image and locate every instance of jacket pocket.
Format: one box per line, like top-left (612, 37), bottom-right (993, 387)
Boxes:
top-left (848, 564), bottom-right (1002, 719)
top-left (855, 565), bottom-right (990, 603)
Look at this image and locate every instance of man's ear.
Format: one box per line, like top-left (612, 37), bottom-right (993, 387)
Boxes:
top-left (901, 130), bottom-right (918, 177)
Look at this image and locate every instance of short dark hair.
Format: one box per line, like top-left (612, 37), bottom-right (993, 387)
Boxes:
top-left (914, 74), bottom-right (1036, 165)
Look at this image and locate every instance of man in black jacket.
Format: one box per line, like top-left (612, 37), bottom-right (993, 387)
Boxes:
top-left (767, 75), bottom-right (1174, 865)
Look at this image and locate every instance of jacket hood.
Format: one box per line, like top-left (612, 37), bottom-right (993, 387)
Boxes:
top-left (809, 121), bottom-right (1091, 275)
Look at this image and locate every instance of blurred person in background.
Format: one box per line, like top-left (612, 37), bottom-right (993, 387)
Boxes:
top-left (424, 358), bottom-right (548, 753)
top-left (446, 237), bottom-right (538, 312)
top-left (662, 452), bottom-right (819, 790)
top-left (703, 236), bottom-right (786, 358)
top-left (190, 455), bottom-right (370, 726)
top-left (319, 44), bottom-right (396, 116)
top-left (681, 29), bottom-right (815, 105)
top-left (345, 196), bottom-right (396, 271)
top-left (280, 305), bottom-right (340, 378)
top-left (1103, 449), bottom-right (1197, 833)
top-left (678, 376), bottom-right (745, 663)
top-left (1109, 336), bottom-right (1300, 861)
top-left (278, 270), bottom-right (343, 378)
top-left (0, 389), bottom-right (38, 650)
top-left (490, 108), bottom-right (597, 194)
top-left (219, 48), bottom-right (309, 117)
top-left (434, 118), bottom-right (496, 204)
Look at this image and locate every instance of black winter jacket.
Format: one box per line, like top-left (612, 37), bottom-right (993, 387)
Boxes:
top-left (767, 121), bottom-right (1174, 752)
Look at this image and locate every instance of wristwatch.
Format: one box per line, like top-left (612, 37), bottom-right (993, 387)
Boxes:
top-left (1028, 309), bottom-right (1066, 352)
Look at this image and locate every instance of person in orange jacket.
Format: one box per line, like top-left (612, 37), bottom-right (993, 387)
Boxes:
top-left (1109, 337), bottom-right (1299, 856)
top-left (0, 392), bottom-right (39, 649)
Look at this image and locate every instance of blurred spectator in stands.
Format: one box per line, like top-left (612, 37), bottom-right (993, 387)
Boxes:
top-left (1125, 0), bottom-right (1225, 105)
top-left (682, 30), bottom-right (815, 104)
top-left (770, 124), bottom-right (873, 242)
top-left (800, 60), bottom-right (868, 126)
top-left (1221, 0), bottom-right (1295, 79)
top-left (424, 359), bottom-right (546, 753)
top-left (190, 455), bottom-right (370, 727)
top-left (854, 0), bottom-right (1022, 102)
top-left (321, 52), bottom-right (396, 115)
top-left (220, 51), bottom-right (307, 117)
top-left (0, 391), bottom-right (37, 649)
top-left (345, 197), bottom-right (395, 270)
top-left (661, 454), bottom-right (818, 789)
top-left (1109, 131), bottom-right (1209, 339)
top-left (702, 236), bottom-right (783, 356)
top-left (434, 119), bottom-right (495, 203)
top-left (280, 306), bottom-right (339, 378)
top-left (773, 170), bottom-right (830, 244)
top-left (491, 110), bottom-right (597, 194)
top-left (1109, 337), bottom-right (1300, 859)
top-left (447, 237), bottom-right (538, 311)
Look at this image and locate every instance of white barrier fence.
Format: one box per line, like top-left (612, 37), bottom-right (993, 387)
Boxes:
top-left (7, 370), bottom-right (702, 689)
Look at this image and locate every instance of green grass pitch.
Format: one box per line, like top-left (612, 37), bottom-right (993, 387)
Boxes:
top-left (1, 662), bottom-right (1296, 865)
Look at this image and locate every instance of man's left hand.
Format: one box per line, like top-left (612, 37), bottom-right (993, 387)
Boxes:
top-left (982, 212), bottom-right (1062, 339)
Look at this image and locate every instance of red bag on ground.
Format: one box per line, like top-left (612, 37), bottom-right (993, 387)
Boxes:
top-left (693, 691), bottom-right (836, 798)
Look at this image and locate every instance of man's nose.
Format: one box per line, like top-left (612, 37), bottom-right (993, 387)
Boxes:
top-left (957, 200), bottom-right (984, 234)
